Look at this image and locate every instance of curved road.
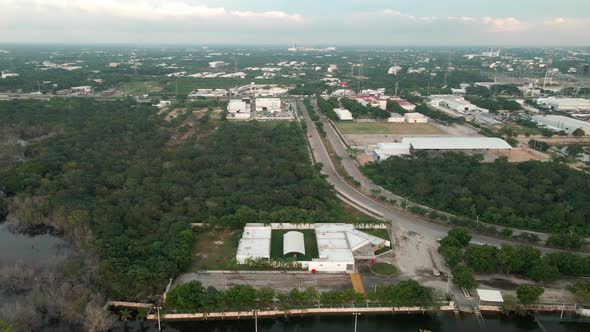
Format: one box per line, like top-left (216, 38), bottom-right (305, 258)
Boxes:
top-left (295, 98), bottom-right (580, 254)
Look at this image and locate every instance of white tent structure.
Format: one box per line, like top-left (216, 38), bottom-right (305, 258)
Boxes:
top-left (283, 231), bottom-right (306, 256)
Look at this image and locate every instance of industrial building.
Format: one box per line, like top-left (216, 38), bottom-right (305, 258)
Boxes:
top-left (373, 142), bottom-right (411, 161)
top-left (373, 137), bottom-right (512, 161)
top-left (536, 97), bottom-right (590, 112)
top-left (255, 98), bottom-right (282, 115)
top-left (334, 108), bottom-right (353, 121)
top-left (389, 97), bottom-right (416, 111)
top-left (236, 224), bottom-right (271, 264)
top-left (387, 113), bottom-right (405, 123)
top-left (476, 289), bottom-right (504, 306)
top-left (235, 223), bottom-right (390, 272)
top-left (404, 113), bottom-right (428, 123)
top-left (308, 224), bottom-right (390, 273)
top-left (71, 86), bottom-right (94, 95)
top-left (532, 115), bottom-right (590, 135)
top-left (227, 99), bottom-right (252, 120)
top-left (209, 61), bottom-right (225, 69)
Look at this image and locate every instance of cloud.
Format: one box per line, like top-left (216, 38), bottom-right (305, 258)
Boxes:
top-left (481, 16), bottom-right (523, 32)
top-left (1, 0), bottom-right (304, 22)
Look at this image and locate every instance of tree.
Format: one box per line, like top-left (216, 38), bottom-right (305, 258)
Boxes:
top-left (447, 228), bottom-right (472, 246)
top-left (453, 265), bottom-right (478, 289)
top-left (527, 258), bottom-right (560, 282)
top-left (516, 285), bottom-right (544, 304)
top-left (566, 145), bottom-right (584, 158)
top-left (256, 287), bottom-right (275, 308)
top-left (225, 285), bottom-right (257, 310)
top-left (572, 128), bottom-right (586, 137)
top-left (547, 233), bottom-right (584, 249)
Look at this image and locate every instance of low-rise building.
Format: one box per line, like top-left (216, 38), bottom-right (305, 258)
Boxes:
top-left (334, 108), bottom-right (353, 121)
top-left (373, 142), bottom-right (411, 161)
top-left (236, 224), bottom-right (271, 264)
top-left (536, 97), bottom-right (590, 112)
top-left (404, 112), bottom-right (428, 123)
top-left (255, 98), bottom-right (282, 114)
top-left (209, 61), bottom-right (225, 69)
top-left (71, 86), bottom-right (94, 94)
top-left (227, 99), bottom-right (252, 120)
top-left (387, 113), bottom-right (405, 123)
top-left (533, 115), bottom-right (590, 135)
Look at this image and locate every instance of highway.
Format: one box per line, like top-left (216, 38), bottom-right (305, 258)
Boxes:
top-left (295, 98), bottom-right (579, 254)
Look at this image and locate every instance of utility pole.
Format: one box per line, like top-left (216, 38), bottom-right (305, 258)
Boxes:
top-left (353, 312), bottom-right (361, 332)
top-left (253, 309), bottom-right (258, 332)
top-left (156, 306), bottom-right (162, 331)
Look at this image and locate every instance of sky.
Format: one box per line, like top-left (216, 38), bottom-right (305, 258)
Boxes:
top-left (0, 0), bottom-right (589, 46)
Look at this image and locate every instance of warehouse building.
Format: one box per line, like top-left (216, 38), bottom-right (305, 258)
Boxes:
top-left (404, 112), bottom-right (428, 123)
top-left (308, 224), bottom-right (390, 273)
top-left (533, 115), bottom-right (590, 135)
top-left (255, 98), bottom-right (282, 115)
top-left (227, 99), bottom-right (251, 120)
top-left (236, 224), bottom-right (271, 264)
top-left (374, 137), bottom-right (512, 161)
top-left (334, 108), bottom-right (353, 121)
top-left (536, 97), bottom-right (590, 112)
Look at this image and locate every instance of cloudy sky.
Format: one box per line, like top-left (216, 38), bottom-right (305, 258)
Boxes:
top-left (1, 0), bottom-right (589, 46)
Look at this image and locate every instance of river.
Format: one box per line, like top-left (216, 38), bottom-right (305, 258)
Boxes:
top-left (107, 313), bottom-right (590, 332)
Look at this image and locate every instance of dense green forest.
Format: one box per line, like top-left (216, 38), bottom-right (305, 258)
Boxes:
top-left (0, 98), bottom-right (346, 300)
top-left (363, 153), bottom-right (590, 234)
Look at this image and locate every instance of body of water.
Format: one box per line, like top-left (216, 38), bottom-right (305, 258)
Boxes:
top-left (0, 221), bottom-right (69, 266)
top-left (108, 313), bottom-right (590, 332)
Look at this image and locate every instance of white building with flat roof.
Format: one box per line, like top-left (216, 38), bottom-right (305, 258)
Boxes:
top-left (334, 108), bottom-right (353, 121)
top-left (373, 142), bottom-right (411, 161)
top-left (308, 224), bottom-right (389, 273)
top-left (209, 61), bottom-right (225, 69)
top-left (533, 115), bottom-right (590, 135)
top-left (255, 98), bottom-right (282, 114)
top-left (404, 112), bottom-right (428, 123)
top-left (402, 137), bottom-right (512, 151)
top-left (536, 97), bottom-right (590, 112)
top-left (236, 223), bottom-right (271, 264)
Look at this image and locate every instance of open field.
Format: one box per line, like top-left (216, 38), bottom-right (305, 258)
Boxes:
top-left (121, 80), bottom-right (164, 94)
top-left (271, 229), bottom-right (319, 261)
top-left (336, 122), bottom-right (445, 135)
top-left (371, 262), bottom-right (397, 276)
top-left (190, 228), bottom-right (241, 271)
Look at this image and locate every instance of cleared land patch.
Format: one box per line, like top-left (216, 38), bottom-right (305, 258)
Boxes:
top-left (336, 122), bottom-right (445, 135)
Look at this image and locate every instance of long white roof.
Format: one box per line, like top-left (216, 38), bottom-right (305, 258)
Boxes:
top-left (283, 231), bottom-right (306, 255)
top-left (402, 137), bottom-right (512, 150)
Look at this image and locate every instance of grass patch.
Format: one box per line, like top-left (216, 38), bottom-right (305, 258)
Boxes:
top-left (190, 228), bottom-right (241, 271)
top-left (336, 122), bottom-right (444, 135)
top-left (371, 262), bottom-right (397, 276)
top-left (270, 230), bottom-right (319, 261)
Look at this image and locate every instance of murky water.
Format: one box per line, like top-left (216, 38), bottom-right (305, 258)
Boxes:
top-left (108, 313), bottom-right (590, 332)
top-left (0, 222), bottom-right (69, 266)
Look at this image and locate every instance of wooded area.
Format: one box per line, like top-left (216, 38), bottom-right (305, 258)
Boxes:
top-left (0, 98), bottom-right (347, 300)
top-left (363, 153), bottom-right (590, 235)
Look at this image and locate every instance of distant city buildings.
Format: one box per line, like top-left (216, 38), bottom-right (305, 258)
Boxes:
top-left (0, 71), bottom-right (19, 79)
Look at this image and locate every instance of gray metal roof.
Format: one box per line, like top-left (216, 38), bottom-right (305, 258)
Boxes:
top-left (402, 137), bottom-right (512, 150)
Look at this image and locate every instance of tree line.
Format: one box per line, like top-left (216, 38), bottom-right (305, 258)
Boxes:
top-left (363, 152), bottom-right (590, 235)
top-left (166, 280), bottom-right (439, 313)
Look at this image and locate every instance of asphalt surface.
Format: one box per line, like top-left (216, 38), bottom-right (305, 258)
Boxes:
top-left (295, 98), bottom-right (578, 254)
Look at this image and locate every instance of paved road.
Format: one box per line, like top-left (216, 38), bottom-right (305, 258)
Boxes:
top-left (295, 98), bottom-right (579, 254)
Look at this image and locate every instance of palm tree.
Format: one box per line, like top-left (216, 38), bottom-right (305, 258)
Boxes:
top-left (136, 308), bottom-right (149, 331)
top-left (120, 309), bottom-right (132, 331)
